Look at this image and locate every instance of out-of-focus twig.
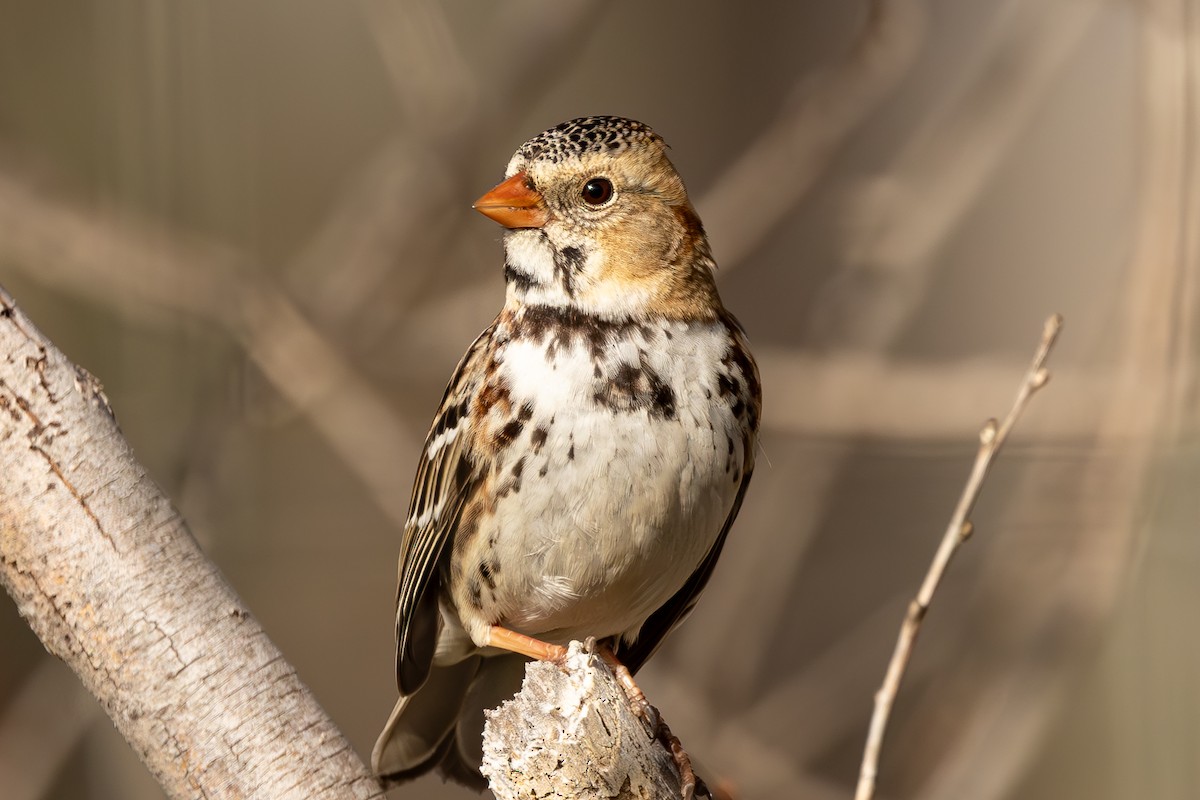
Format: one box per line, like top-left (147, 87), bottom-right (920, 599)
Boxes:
top-left (290, 3), bottom-right (604, 341)
top-left (283, 137), bottom-right (460, 339)
top-left (0, 657), bottom-right (100, 800)
top-left (0, 169), bottom-right (417, 525)
top-left (363, 0), bottom-right (478, 135)
top-left (854, 314), bottom-right (1062, 800)
top-left (825, 0), bottom-right (1099, 347)
top-left (701, 0), bottom-right (927, 269)
top-left (757, 348), bottom-right (1140, 441)
top-left (1120, 0), bottom-right (1199, 430)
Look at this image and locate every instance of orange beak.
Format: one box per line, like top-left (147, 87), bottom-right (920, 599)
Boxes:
top-left (473, 172), bottom-right (548, 229)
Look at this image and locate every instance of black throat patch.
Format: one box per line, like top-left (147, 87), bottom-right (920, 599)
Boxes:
top-left (552, 245), bottom-right (585, 298)
top-left (512, 305), bottom-right (651, 360)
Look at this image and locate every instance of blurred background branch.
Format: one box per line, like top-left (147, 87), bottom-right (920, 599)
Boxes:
top-left (0, 167), bottom-right (418, 525)
top-left (0, 1), bottom-right (1195, 799)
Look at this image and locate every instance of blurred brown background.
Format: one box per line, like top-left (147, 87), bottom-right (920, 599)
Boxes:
top-left (0, 1), bottom-right (1196, 798)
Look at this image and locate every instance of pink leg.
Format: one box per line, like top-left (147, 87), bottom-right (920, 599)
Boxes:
top-left (486, 625), bottom-right (568, 662)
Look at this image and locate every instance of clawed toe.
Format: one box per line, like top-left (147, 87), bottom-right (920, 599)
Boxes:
top-left (659, 716), bottom-right (709, 800)
top-left (631, 695), bottom-right (661, 737)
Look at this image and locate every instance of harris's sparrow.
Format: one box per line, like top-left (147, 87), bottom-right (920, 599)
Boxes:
top-left (372, 116), bottom-right (761, 789)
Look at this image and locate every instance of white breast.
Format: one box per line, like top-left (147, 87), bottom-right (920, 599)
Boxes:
top-left (479, 317), bottom-right (746, 644)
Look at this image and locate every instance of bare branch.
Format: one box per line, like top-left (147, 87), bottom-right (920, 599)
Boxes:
top-left (0, 286), bottom-right (383, 800)
top-left (854, 314), bottom-right (1062, 800)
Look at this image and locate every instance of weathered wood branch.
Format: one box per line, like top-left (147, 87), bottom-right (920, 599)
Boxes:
top-left (482, 642), bottom-right (685, 800)
top-left (0, 285), bottom-right (384, 800)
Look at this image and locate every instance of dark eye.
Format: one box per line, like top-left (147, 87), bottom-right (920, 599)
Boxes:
top-left (581, 177), bottom-right (614, 205)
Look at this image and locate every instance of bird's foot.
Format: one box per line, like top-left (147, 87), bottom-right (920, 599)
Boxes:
top-left (660, 715), bottom-right (709, 800)
top-left (597, 644), bottom-right (660, 733)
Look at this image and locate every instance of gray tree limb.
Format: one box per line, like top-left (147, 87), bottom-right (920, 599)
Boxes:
top-left (0, 284), bottom-right (385, 800)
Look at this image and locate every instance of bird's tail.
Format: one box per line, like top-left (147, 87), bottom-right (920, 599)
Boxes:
top-left (371, 653), bottom-right (528, 790)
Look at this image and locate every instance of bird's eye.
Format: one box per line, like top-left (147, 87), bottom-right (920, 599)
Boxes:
top-left (581, 177), bottom-right (614, 206)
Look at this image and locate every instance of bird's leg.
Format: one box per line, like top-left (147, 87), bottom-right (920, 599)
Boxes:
top-left (486, 625), bottom-right (568, 662)
top-left (596, 643), bottom-right (659, 731)
top-left (596, 643), bottom-right (704, 800)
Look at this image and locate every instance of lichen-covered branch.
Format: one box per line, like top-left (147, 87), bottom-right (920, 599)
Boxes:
top-left (482, 642), bottom-right (685, 800)
top-left (0, 285), bottom-right (383, 800)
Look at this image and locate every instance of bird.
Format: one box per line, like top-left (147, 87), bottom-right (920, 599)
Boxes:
top-left (371, 115), bottom-right (761, 791)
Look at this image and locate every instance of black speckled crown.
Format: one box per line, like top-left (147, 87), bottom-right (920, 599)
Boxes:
top-left (515, 116), bottom-right (664, 164)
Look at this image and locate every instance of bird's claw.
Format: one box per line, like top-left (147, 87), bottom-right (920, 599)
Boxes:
top-left (627, 690), bottom-right (661, 738)
top-left (658, 715), bottom-right (707, 800)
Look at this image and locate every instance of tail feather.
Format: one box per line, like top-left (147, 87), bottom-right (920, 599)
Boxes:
top-left (372, 655), bottom-right (480, 783)
top-left (451, 654), bottom-right (529, 780)
top-left (372, 654), bottom-right (529, 790)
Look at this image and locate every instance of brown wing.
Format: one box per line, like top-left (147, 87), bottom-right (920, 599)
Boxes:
top-left (394, 321), bottom-right (495, 695)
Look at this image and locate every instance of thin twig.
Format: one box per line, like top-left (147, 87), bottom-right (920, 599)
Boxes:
top-left (853, 313), bottom-right (1063, 800)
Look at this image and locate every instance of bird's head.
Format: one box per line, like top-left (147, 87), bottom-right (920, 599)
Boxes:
top-left (474, 116), bottom-right (721, 321)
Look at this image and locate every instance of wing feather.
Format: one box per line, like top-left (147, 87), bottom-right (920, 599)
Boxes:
top-left (395, 321), bottom-right (496, 695)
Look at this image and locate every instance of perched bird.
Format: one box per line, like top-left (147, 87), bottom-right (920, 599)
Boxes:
top-left (372, 116), bottom-right (761, 790)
